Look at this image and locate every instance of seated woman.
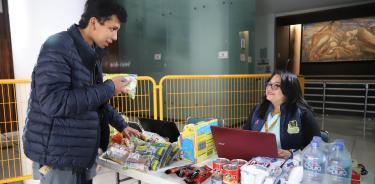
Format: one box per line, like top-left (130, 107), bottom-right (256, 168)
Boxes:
top-left (243, 70), bottom-right (320, 159)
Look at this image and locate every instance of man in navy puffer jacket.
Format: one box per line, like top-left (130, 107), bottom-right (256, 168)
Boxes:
top-left (23, 0), bottom-right (140, 183)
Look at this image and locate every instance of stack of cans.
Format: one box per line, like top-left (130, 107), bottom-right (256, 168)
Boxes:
top-left (211, 158), bottom-right (247, 184)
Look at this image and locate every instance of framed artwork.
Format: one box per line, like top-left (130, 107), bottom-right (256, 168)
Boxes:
top-left (302, 16), bottom-right (375, 62)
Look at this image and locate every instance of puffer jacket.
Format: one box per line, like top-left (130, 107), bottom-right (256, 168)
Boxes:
top-left (243, 103), bottom-right (320, 150)
top-left (23, 25), bottom-right (126, 169)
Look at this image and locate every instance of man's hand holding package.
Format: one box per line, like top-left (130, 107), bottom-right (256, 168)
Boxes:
top-left (112, 76), bottom-right (130, 95)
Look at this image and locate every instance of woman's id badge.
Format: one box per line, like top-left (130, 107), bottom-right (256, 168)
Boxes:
top-left (287, 120), bottom-right (300, 134)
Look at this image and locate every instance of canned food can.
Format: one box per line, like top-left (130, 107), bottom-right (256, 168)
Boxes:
top-left (231, 159), bottom-right (247, 182)
top-left (231, 159), bottom-right (247, 166)
top-left (210, 175), bottom-right (222, 184)
top-left (212, 158), bottom-right (230, 173)
top-left (222, 164), bottom-right (239, 184)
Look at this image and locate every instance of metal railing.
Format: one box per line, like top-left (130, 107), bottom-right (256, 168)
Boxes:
top-left (158, 74), bottom-right (271, 130)
top-left (108, 76), bottom-right (158, 120)
top-left (304, 81), bottom-right (375, 118)
top-left (0, 77), bottom-right (158, 183)
top-left (0, 80), bottom-right (32, 183)
top-left (1, 73), bottom-right (305, 183)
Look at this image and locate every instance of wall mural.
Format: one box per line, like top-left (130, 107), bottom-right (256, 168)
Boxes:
top-left (302, 16), bottom-right (375, 62)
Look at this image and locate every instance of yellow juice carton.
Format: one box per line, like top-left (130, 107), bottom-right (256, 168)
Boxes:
top-left (178, 119), bottom-right (218, 163)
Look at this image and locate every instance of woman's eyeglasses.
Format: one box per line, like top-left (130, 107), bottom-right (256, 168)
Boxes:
top-left (265, 82), bottom-right (281, 90)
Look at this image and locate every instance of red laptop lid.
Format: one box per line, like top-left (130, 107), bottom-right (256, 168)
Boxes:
top-left (211, 126), bottom-right (278, 160)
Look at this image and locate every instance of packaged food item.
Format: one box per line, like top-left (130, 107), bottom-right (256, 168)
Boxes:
top-left (178, 119), bottom-right (218, 163)
top-left (211, 169), bottom-right (222, 184)
top-left (163, 142), bottom-right (181, 167)
top-left (184, 165), bottom-right (212, 184)
top-left (240, 157), bottom-right (284, 184)
top-left (213, 158), bottom-right (230, 174)
top-left (102, 143), bottom-right (130, 164)
top-left (130, 136), bottom-right (147, 146)
top-left (111, 133), bottom-right (123, 144)
top-left (212, 157), bottom-right (230, 183)
top-left (142, 131), bottom-right (168, 143)
top-left (103, 73), bottom-right (137, 99)
top-left (104, 122), bottom-right (182, 171)
top-left (164, 164), bottom-right (193, 175)
top-left (231, 159), bottom-right (247, 182)
top-left (124, 152), bottom-right (150, 171)
top-left (222, 163), bottom-right (239, 184)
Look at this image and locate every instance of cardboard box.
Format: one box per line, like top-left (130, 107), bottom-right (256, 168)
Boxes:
top-left (178, 119), bottom-right (218, 163)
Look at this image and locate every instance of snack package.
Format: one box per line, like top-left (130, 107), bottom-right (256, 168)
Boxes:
top-left (134, 142), bottom-right (170, 171)
top-left (142, 131), bottom-right (168, 143)
top-left (111, 133), bottom-right (123, 144)
top-left (102, 143), bottom-right (130, 165)
top-left (240, 157), bottom-right (285, 184)
top-left (103, 73), bottom-right (137, 99)
top-left (183, 165), bottom-right (212, 184)
top-left (130, 136), bottom-right (147, 147)
top-left (162, 142), bottom-right (180, 167)
top-left (124, 152), bottom-right (150, 171)
top-left (164, 164), bottom-right (193, 175)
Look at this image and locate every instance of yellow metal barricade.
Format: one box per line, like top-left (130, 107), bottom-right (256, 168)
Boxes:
top-left (158, 74), bottom-right (271, 130)
top-left (109, 76), bottom-right (158, 120)
top-left (0, 80), bottom-right (32, 183)
top-left (0, 74), bottom-right (304, 183)
top-left (0, 76), bottom-right (158, 183)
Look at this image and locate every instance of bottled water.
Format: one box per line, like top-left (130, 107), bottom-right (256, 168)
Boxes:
top-left (326, 139), bottom-right (352, 184)
top-left (304, 136), bottom-right (322, 152)
top-left (302, 137), bottom-right (326, 184)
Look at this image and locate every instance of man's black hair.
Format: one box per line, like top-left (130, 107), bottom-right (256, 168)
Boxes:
top-left (78, 0), bottom-right (127, 28)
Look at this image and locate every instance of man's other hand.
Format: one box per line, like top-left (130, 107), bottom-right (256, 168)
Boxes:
top-left (122, 127), bottom-right (141, 139)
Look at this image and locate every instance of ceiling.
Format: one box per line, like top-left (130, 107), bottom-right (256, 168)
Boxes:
top-left (256, 0), bottom-right (375, 15)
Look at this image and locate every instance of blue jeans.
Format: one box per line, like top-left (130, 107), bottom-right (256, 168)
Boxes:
top-left (32, 162), bottom-right (96, 184)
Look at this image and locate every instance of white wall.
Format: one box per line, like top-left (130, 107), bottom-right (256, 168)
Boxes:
top-left (254, 13), bottom-right (275, 73)
top-left (9, 0), bottom-right (85, 79)
top-left (8, 1), bottom-right (85, 183)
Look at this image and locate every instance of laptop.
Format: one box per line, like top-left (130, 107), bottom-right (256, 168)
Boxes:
top-left (210, 126), bottom-right (278, 160)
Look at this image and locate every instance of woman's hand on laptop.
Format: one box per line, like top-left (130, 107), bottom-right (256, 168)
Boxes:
top-left (278, 149), bottom-right (292, 159)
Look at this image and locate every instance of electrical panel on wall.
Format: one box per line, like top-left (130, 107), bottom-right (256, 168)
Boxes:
top-left (239, 31), bottom-right (250, 63)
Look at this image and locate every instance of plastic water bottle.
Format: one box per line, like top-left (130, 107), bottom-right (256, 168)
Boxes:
top-left (302, 137), bottom-right (326, 184)
top-left (304, 136), bottom-right (322, 151)
top-left (325, 139), bottom-right (352, 184)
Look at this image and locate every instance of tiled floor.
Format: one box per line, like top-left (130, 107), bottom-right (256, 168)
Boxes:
top-left (317, 114), bottom-right (375, 173)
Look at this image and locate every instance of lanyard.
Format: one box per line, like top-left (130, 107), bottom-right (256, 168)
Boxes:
top-left (264, 113), bottom-right (280, 132)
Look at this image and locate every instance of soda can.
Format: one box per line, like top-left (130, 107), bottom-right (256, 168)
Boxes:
top-left (212, 158), bottom-right (230, 174)
top-left (222, 163), bottom-right (239, 184)
top-left (231, 159), bottom-right (247, 182)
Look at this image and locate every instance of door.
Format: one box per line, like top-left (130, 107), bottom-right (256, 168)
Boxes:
top-left (0, 0), bottom-right (14, 79)
top-left (275, 25), bottom-right (290, 71)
